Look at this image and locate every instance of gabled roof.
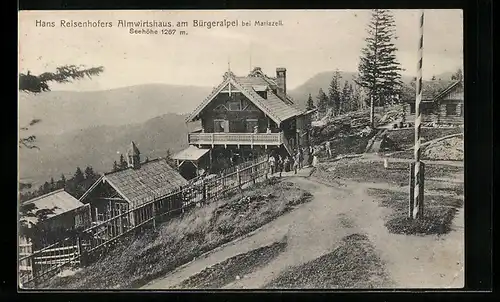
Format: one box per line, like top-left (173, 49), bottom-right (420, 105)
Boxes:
top-left (401, 80), bottom-right (459, 102)
top-left (97, 158), bottom-right (188, 208)
top-left (432, 80), bottom-right (462, 101)
top-left (21, 189), bottom-right (84, 225)
top-left (186, 69), bottom-right (305, 125)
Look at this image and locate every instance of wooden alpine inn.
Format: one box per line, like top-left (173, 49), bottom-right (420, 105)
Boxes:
top-left (174, 67), bottom-right (315, 179)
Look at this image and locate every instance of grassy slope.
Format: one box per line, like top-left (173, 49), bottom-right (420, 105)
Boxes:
top-left (313, 158), bottom-right (463, 187)
top-left (43, 179), bottom-right (312, 289)
top-left (264, 233), bottom-right (391, 289)
top-left (312, 158), bottom-right (463, 236)
top-left (368, 188), bottom-right (463, 235)
top-left (177, 238), bottom-right (288, 289)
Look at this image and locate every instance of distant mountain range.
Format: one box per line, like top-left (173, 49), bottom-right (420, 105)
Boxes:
top-left (19, 84), bottom-right (212, 135)
top-left (18, 70), bottom-right (457, 189)
top-left (19, 113), bottom-right (200, 189)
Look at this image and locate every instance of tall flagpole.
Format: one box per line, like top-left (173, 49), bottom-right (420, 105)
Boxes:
top-left (412, 10), bottom-right (425, 219)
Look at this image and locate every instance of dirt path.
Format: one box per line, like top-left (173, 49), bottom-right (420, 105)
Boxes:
top-left (143, 164), bottom-right (464, 289)
top-left (143, 176), bottom-right (363, 289)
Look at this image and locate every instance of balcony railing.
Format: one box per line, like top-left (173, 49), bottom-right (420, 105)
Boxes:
top-left (188, 132), bottom-right (283, 146)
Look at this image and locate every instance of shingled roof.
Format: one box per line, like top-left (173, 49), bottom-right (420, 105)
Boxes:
top-left (100, 158), bottom-right (188, 208)
top-left (401, 80), bottom-right (459, 102)
top-left (186, 68), bottom-right (305, 125)
top-left (20, 189), bottom-right (84, 225)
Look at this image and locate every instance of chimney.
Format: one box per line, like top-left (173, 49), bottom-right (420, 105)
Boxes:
top-left (275, 67), bottom-right (287, 100)
top-left (127, 141), bottom-right (141, 169)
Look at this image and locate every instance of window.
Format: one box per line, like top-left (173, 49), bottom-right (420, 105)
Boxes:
top-left (257, 91), bottom-right (267, 99)
top-left (246, 119), bottom-right (259, 133)
top-left (410, 103), bottom-right (415, 114)
top-left (228, 100), bottom-right (240, 111)
top-left (214, 120), bottom-right (228, 133)
top-left (446, 104), bottom-right (458, 116)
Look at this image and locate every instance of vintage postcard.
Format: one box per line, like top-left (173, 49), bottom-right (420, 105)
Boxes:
top-left (18, 9), bottom-right (464, 290)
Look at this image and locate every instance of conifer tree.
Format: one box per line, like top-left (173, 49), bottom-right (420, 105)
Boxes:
top-left (73, 167), bottom-right (85, 184)
top-left (41, 181), bottom-right (51, 195)
top-left (119, 154), bottom-right (128, 169)
top-left (60, 174), bottom-right (66, 187)
top-left (356, 9), bottom-right (403, 112)
top-left (112, 160), bottom-right (119, 172)
top-left (306, 93), bottom-right (315, 110)
top-left (316, 88), bottom-right (329, 115)
top-left (340, 80), bottom-right (352, 113)
top-left (50, 177), bottom-right (55, 190)
top-left (348, 83), bottom-right (357, 111)
top-left (84, 166), bottom-right (96, 180)
top-left (328, 70), bottom-right (342, 115)
top-left (451, 68), bottom-right (463, 81)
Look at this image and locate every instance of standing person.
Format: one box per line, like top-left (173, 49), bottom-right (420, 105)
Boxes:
top-left (298, 148), bottom-right (304, 169)
top-left (277, 155), bottom-right (283, 177)
top-left (283, 155), bottom-right (290, 172)
top-left (312, 149), bottom-right (319, 168)
top-left (293, 150), bottom-right (300, 174)
top-left (325, 140), bottom-right (332, 158)
top-left (268, 154), bottom-right (276, 175)
top-left (308, 145), bottom-right (314, 165)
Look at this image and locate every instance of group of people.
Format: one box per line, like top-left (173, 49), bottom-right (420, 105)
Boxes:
top-left (268, 145), bottom-right (320, 177)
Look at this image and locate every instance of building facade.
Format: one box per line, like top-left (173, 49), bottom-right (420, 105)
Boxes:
top-left (402, 80), bottom-right (464, 125)
top-left (174, 67), bottom-right (314, 178)
top-left (79, 142), bottom-right (187, 227)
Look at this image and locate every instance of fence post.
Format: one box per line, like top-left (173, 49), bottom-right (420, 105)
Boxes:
top-left (408, 162), bottom-right (415, 218)
top-left (152, 198), bottom-right (156, 229)
top-left (30, 245), bottom-right (36, 284)
top-left (236, 167), bottom-right (241, 189)
top-left (118, 206), bottom-right (123, 234)
top-left (252, 163), bottom-right (256, 184)
top-left (265, 160), bottom-right (269, 180)
top-left (202, 179), bottom-right (207, 203)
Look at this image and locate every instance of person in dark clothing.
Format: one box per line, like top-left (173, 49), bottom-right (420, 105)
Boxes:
top-left (277, 155), bottom-right (283, 177)
top-left (283, 156), bottom-right (290, 172)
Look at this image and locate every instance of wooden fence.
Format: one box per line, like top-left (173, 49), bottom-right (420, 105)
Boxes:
top-left (19, 157), bottom-right (269, 288)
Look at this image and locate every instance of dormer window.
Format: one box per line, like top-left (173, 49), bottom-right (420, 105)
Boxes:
top-left (252, 85), bottom-right (268, 99)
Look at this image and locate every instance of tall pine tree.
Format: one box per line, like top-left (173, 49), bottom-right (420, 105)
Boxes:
top-left (316, 88), bottom-right (329, 115)
top-left (328, 70), bottom-right (342, 115)
top-left (306, 93), bottom-right (315, 110)
top-left (356, 9), bottom-right (403, 109)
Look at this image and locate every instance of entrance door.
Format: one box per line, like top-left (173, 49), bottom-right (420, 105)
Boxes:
top-left (229, 120), bottom-right (245, 133)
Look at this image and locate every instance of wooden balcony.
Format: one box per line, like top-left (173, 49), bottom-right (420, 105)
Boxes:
top-left (188, 132), bottom-right (283, 146)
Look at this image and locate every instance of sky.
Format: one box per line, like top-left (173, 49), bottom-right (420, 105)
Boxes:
top-left (19, 9), bottom-right (463, 91)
